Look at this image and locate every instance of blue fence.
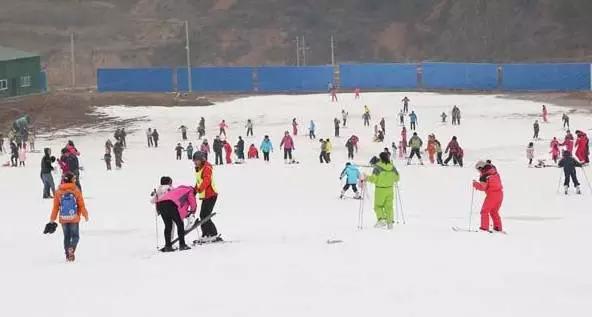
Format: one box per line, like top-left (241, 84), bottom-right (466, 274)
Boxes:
top-left (501, 63), bottom-right (591, 91)
top-left (257, 66), bottom-right (333, 92)
top-left (340, 63), bottom-right (417, 89)
top-left (422, 63), bottom-right (498, 90)
top-left (177, 67), bottom-right (254, 92)
top-left (97, 68), bottom-right (173, 92)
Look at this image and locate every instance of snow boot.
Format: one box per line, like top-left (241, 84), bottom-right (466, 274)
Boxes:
top-left (179, 244), bottom-right (191, 251)
top-left (387, 223), bottom-right (394, 230)
top-left (479, 227), bottom-right (492, 233)
top-left (576, 186), bottom-right (582, 195)
top-left (159, 245), bottom-right (175, 252)
top-left (564, 185), bottom-right (569, 195)
top-left (374, 220), bottom-right (386, 228)
top-left (353, 192), bottom-right (361, 200)
top-left (339, 191), bottom-right (345, 199)
top-left (66, 247), bottom-right (75, 262)
top-left (185, 214), bottom-right (196, 231)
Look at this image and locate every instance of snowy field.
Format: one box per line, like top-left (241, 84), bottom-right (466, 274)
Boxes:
top-left (1, 92), bottom-right (591, 317)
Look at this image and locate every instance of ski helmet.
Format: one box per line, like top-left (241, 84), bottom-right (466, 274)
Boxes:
top-left (192, 151), bottom-right (206, 161)
top-left (474, 160), bottom-right (487, 170)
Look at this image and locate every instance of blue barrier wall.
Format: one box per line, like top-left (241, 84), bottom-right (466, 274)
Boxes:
top-left (501, 64), bottom-right (591, 91)
top-left (340, 63), bottom-right (417, 89)
top-left (422, 63), bottom-right (498, 90)
top-left (98, 68), bottom-right (173, 92)
top-left (177, 67), bottom-right (254, 92)
top-left (257, 66), bottom-right (334, 92)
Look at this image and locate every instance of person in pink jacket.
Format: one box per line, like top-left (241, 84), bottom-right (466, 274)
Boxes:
top-left (550, 137), bottom-right (560, 163)
top-left (561, 131), bottom-right (575, 154)
top-left (574, 130), bottom-right (590, 164)
top-left (280, 131), bottom-right (295, 163)
top-left (219, 120), bottom-right (228, 137)
top-left (200, 139), bottom-right (211, 161)
top-left (155, 185), bottom-right (197, 252)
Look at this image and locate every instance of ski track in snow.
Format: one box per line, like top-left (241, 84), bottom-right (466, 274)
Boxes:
top-left (1, 92), bottom-right (591, 317)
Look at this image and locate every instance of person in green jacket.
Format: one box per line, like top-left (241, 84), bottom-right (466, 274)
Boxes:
top-left (407, 132), bottom-right (424, 165)
top-left (365, 152), bottom-right (400, 229)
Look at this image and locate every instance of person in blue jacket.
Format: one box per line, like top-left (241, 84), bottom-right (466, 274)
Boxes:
top-left (260, 135), bottom-right (274, 162)
top-left (309, 120), bottom-right (316, 140)
top-left (339, 162), bottom-right (361, 199)
top-left (409, 111), bottom-right (418, 131)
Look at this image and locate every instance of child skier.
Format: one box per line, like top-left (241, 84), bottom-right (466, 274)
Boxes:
top-left (342, 110), bottom-right (348, 127)
top-left (154, 184), bottom-right (196, 252)
top-left (399, 139), bottom-right (406, 159)
top-left (473, 161), bottom-right (504, 232)
top-left (550, 137), bottom-right (561, 163)
top-left (47, 172), bottom-right (89, 261)
top-left (398, 110), bottom-right (405, 125)
top-left (558, 150), bottom-right (582, 195)
top-left (391, 142), bottom-right (398, 159)
top-left (533, 120), bottom-right (540, 140)
top-left (309, 120), bottom-right (316, 139)
top-left (18, 144), bottom-right (26, 167)
top-left (319, 139), bottom-right (328, 163)
top-left (175, 143), bottom-right (184, 160)
top-left (426, 134), bottom-right (436, 164)
top-left (200, 139), bottom-right (211, 161)
top-left (248, 144), bottom-right (259, 159)
top-left (219, 120), bottom-right (228, 137)
top-left (527, 142), bottom-right (535, 166)
top-left (354, 87), bottom-right (360, 99)
top-left (441, 112), bottom-right (447, 123)
top-left (186, 142), bottom-right (194, 160)
top-left (339, 163), bottom-right (361, 199)
top-left (260, 135), bottom-right (273, 162)
top-left (292, 118), bottom-right (298, 136)
top-left (409, 111), bottom-right (418, 131)
top-left (365, 152), bottom-right (400, 230)
top-left (434, 137), bottom-right (443, 165)
top-left (235, 136), bottom-right (245, 163)
top-left (280, 131), bottom-right (295, 163)
top-left (345, 138), bottom-right (355, 160)
top-left (402, 96), bottom-right (410, 113)
top-left (407, 132), bottom-right (423, 165)
top-left (246, 119), bottom-right (254, 137)
top-left (179, 125), bottom-right (188, 140)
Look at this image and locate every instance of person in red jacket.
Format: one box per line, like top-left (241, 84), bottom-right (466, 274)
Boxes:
top-left (574, 130), bottom-right (589, 164)
top-left (223, 141), bottom-right (232, 164)
top-left (473, 160), bottom-right (503, 232)
top-left (192, 151), bottom-right (221, 243)
top-left (247, 144), bottom-right (259, 159)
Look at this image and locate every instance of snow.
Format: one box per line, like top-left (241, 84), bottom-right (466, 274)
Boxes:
top-left (1, 92), bottom-right (591, 317)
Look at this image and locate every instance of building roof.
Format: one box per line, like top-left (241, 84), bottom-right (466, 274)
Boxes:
top-left (0, 46), bottom-right (39, 62)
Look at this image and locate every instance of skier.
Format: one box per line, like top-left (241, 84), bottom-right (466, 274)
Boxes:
top-left (198, 117), bottom-right (206, 139)
top-left (401, 126), bottom-right (408, 147)
top-left (325, 139), bottom-right (333, 163)
top-left (235, 136), bottom-right (245, 163)
top-left (560, 131), bottom-right (574, 154)
top-left (345, 138), bottom-right (355, 160)
top-left (542, 105), bottom-right (548, 123)
top-left (550, 137), bottom-right (561, 164)
top-left (152, 129), bottom-right (160, 148)
top-left (444, 136), bottom-right (463, 167)
top-left (213, 136), bottom-right (223, 165)
top-left (391, 142), bottom-right (398, 159)
top-left (104, 141), bottom-right (112, 171)
top-left (354, 87), bottom-right (360, 99)
top-left (154, 183), bottom-right (195, 252)
top-left (348, 135), bottom-right (359, 153)
top-left (18, 144), bottom-right (26, 166)
top-left (527, 142), bottom-right (535, 166)
top-left (150, 176), bottom-right (175, 244)
top-left (441, 112), bottom-right (447, 123)
top-left (292, 118), bottom-right (298, 136)
top-left (200, 139), bottom-right (211, 161)
top-left (260, 136), bottom-right (273, 162)
top-left (193, 151), bottom-right (222, 243)
top-left (48, 172), bottom-right (89, 261)
top-left (319, 139), bottom-right (328, 163)
top-left (402, 96), bottom-right (410, 113)
top-left (280, 131), bottom-right (296, 163)
top-left (105, 139), bottom-right (113, 156)
top-left (179, 125), bottom-right (188, 141)
top-left (473, 161), bottom-right (504, 232)
top-left (223, 140), bottom-right (233, 164)
top-left (246, 119), bottom-right (254, 137)
top-left (40, 148), bottom-right (56, 199)
top-left (308, 120), bottom-right (316, 139)
top-left (219, 120), bottom-right (228, 137)
top-left (398, 110), bottom-right (405, 125)
top-left (334, 118), bottom-right (341, 137)
top-left (574, 130), bottom-right (589, 164)
top-left (342, 110), bottom-right (348, 127)
top-left (379, 118), bottom-right (386, 134)
top-left (533, 120), bottom-right (540, 140)
top-left (407, 132), bottom-right (423, 165)
top-left (113, 140), bottom-right (124, 169)
top-left (558, 150), bottom-right (583, 194)
top-left (120, 128), bottom-right (127, 148)
top-left (363, 106), bottom-right (371, 126)
top-left (175, 143), bottom-right (184, 160)
top-left (339, 163), bottom-right (361, 199)
top-left (186, 142), bottom-right (194, 160)
top-left (434, 136), bottom-right (443, 165)
top-left (426, 134), bottom-right (436, 164)
top-left (10, 141), bottom-right (18, 167)
top-left (365, 152), bottom-right (400, 229)
top-left (248, 144), bottom-right (259, 159)
top-left (147, 128), bottom-right (154, 147)
top-left (562, 113), bottom-right (570, 129)
top-left (409, 111), bottom-right (418, 131)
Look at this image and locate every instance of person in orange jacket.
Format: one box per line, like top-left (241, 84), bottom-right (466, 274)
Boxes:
top-left (426, 134), bottom-right (436, 164)
top-left (473, 161), bottom-right (503, 232)
top-left (48, 172), bottom-right (89, 261)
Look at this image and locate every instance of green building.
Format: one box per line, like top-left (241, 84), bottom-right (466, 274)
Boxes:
top-left (0, 46), bottom-right (42, 98)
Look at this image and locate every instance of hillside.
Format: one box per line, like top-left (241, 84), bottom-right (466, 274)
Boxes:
top-left (1, 0), bottom-right (591, 87)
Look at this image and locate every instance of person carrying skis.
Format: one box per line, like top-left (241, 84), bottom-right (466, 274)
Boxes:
top-left (213, 136), bottom-right (223, 165)
top-left (342, 110), bottom-right (348, 127)
top-left (473, 160), bottom-right (504, 232)
top-left (365, 152), bottom-right (400, 230)
top-left (402, 96), bottom-right (410, 113)
top-left (334, 118), bottom-right (341, 137)
top-left (198, 117), bottom-right (206, 139)
top-left (407, 132), bottom-right (423, 165)
top-left (193, 151), bottom-right (221, 243)
top-left (409, 111), bottom-right (418, 131)
top-left (113, 140), bottom-right (124, 169)
top-left (248, 144), bottom-right (259, 159)
top-left (550, 137), bottom-right (561, 164)
top-left (339, 163), bottom-right (361, 199)
top-left (147, 128), bottom-right (154, 147)
top-left (200, 139), bottom-right (211, 161)
top-left (444, 136), bottom-right (463, 167)
top-left (292, 118), bottom-right (298, 136)
top-left (154, 183), bottom-right (196, 252)
top-left (175, 143), bottom-right (185, 160)
top-left (562, 113), bottom-right (570, 129)
top-left (152, 129), bottom-right (160, 148)
top-left (235, 136), bottom-right (245, 163)
top-left (558, 150), bottom-right (583, 195)
top-left (280, 131), bottom-right (295, 163)
top-left (246, 119), bottom-right (254, 137)
top-left (223, 140), bottom-right (233, 164)
top-left (48, 172), bottom-right (89, 261)
top-left (575, 130), bottom-right (589, 164)
top-left (542, 105), bottom-right (548, 123)
top-left (533, 120), bottom-right (540, 140)
top-left (41, 148), bottom-right (56, 199)
top-left (186, 142), bottom-right (194, 160)
top-left (260, 135), bottom-right (273, 162)
top-left (527, 142), bottom-right (535, 166)
top-left (309, 120), bottom-right (316, 139)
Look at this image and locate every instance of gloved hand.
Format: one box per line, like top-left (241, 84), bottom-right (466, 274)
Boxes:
top-left (43, 222), bottom-right (58, 234)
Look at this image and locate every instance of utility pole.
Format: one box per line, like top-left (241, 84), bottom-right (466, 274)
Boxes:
top-left (296, 36), bottom-right (300, 66)
top-left (330, 35), bottom-right (335, 66)
top-left (185, 20), bottom-right (192, 93)
top-left (70, 32), bottom-right (76, 88)
top-left (301, 36), bottom-right (307, 66)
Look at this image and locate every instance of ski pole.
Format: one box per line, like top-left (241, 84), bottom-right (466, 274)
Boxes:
top-left (155, 211), bottom-right (159, 250)
top-left (556, 169), bottom-right (563, 194)
top-left (396, 184), bottom-right (406, 224)
top-left (468, 186), bottom-right (475, 231)
top-left (357, 181), bottom-right (365, 230)
top-left (580, 167), bottom-right (592, 194)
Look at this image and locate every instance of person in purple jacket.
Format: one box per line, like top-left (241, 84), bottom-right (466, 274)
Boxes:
top-left (155, 185), bottom-right (197, 252)
top-left (280, 131), bottom-right (295, 163)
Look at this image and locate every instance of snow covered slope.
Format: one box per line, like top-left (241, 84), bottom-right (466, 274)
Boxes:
top-left (1, 92), bottom-right (591, 317)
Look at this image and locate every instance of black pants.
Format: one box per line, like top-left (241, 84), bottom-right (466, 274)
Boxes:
top-left (154, 139), bottom-right (159, 147)
top-left (11, 154), bottom-right (18, 166)
top-left (409, 148), bottom-right (421, 159)
top-left (436, 152), bottom-right (443, 165)
top-left (215, 151), bottom-right (223, 165)
top-left (444, 153), bottom-right (463, 167)
top-left (284, 149), bottom-right (292, 160)
top-left (115, 154), bottom-right (123, 168)
top-left (342, 119), bottom-right (346, 127)
top-left (263, 151), bottom-right (270, 161)
top-left (343, 184), bottom-right (358, 193)
top-left (157, 200), bottom-right (186, 247)
top-left (400, 117), bottom-right (404, 124)
top-left (564, 169), bottom-right (580, 187)
top-left (348, 149), bottom-right (354, 159)
top-left (182, 132), bottom-right (187, 140)
top-left (403, 104), bottom-right (408, 112)
top-left (176, 152), bottom-right (182, 160)
top-left (147, 136), bottom-right (153, 147)
top-left (73, 170), bottom-right (82, 191)
top-left (219, 128), bottom-right (226, 136)
top-left (237, 150), bottom-right (245, 160)
top-left (105, 154), bottom-right (112, 170)
top-left (200, 195), bottom-right (218, 237)
top-left (533, 130), bottom-right (539, 139)
top-left (309, 130), bottom-right (316, 139)
top-left (563, 120), bottom-right (569, 129)
top-left (410, 122), bottom-right (416, 130)
top-left (335, 127), bottom-right (340, 137)
top-left (198, 130), bottom-right (205, 139)
top-left (247, 128), bottom-right (253, 136)
top-left (364, 118), bottom-right (370, 126)
top-left (320, 151), bottom-right (327, 163)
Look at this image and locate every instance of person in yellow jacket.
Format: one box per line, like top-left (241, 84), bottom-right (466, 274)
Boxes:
top-left (365, 152), bottom-right (400, 229)
top-left (325, 138), bottom-right (333, 163)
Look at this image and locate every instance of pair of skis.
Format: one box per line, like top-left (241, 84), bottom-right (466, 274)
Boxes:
top-left (451, 226), bottom-right (507, 235)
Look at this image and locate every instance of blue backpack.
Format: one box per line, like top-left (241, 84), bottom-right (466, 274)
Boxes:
top-left (59, 192), bottom-right (78, 221)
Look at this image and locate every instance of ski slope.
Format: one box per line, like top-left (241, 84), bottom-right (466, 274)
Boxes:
top-left (1, 92), bottom-right (591, 317)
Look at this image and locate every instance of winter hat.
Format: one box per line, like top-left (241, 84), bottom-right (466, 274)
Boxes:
top-left (379, 152), bottom-right (390, 163)
top-left (192, 151), bottom-right (206, 161)
top-left (345, 162), bottom-right (351, 167)
top-left (369, 156), bottom-right (379, 165)
top-left (160, 176), bottom-right (172, 186)
top-left (474, 160), bottom-right (487, 170)
top-left (62, 172), bottom-right (75, 183)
